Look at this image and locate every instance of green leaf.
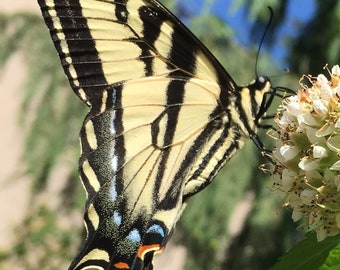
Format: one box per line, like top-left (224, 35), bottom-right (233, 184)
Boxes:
top-left (270, 233), bottom-right (340, 270)
top-left (319, 240), bottom-right (340, 270)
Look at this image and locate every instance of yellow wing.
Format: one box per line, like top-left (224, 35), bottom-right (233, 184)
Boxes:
top-left (38, 0), bottom-right (271, 269)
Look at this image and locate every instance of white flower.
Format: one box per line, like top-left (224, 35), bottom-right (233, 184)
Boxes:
top-left (281, 169), bottom-right (297, 191)
top-left (306, 128), bottom-right (326, 144)
top-left (286, 98), bottom-right (301, 116)
top-left (332, 65), bottom-right (340, 75)
top-left (312, 99), bottom-right (328, 115)
top-left (313, 145), bottom-right (327, 158)
top-left (327, 135), bottom-right (340, 152)
top-left (316, 123), bottom-right (335, 137)
top-left (292, 209), bottom-right (303, 222)
top-left (298, 158), bottom-right (319, 171)
top-left (280, 145), bottom-right (300, 160)
top-left (330, 160), bottom-right (340, 171)
top-left (317, 74), bottom-right (328, 84)
top-left (272, 65), bottom-right (340, 241)
top-left (335, 118), bottom-right (340, 128)
top-left (298, 113), bottom-right (319, 127)
top-left (300, 189), bottom-right (317, 205)
top-left (320, 84), bottom-right (333, 101)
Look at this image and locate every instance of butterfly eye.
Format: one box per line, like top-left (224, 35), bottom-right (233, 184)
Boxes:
top-left (254, 75), bottom-right (270, 90)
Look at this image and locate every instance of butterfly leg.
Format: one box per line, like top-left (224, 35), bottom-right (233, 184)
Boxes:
top-left (249, 130), bottom-right (275, 165)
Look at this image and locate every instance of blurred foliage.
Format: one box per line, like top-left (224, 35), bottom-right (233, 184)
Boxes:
top-left (270, 233), bottom-right (340, 270)
top-left (0, 205), bottom-right (80, 270)
top-left (288, 1), bottom-right (340, 75)
top-left (0, 0), bottom-right (339, 270)
top-left (0, 12), bottom-right (85, 270)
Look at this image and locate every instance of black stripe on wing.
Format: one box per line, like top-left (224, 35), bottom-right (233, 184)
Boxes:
top-left (39, 0), bottom-right (109, 104)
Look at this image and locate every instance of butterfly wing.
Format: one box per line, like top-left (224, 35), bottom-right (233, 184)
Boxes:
top-left (38, 0), bottom-right (269, 269)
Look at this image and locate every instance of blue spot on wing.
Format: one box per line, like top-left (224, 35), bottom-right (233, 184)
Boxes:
top-left (111, 155), bottom-right (118, 172)
top-left (127, 229), bottom-right (141, 243)
top-left (110, 111), bottom-right (116, 135)
top-left (113, 211), bottom-right (122, 226)
top-left (110, 180), bottom-right (117, 200)
top-left (146, 224), bottom-right (165, 238)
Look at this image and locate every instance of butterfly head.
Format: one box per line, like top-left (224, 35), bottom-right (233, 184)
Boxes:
top-left (252, 75), bottom-right (272, 124)
top-left (240, 75), bottom-right (295, 159)
top-left (251, 75), bottom-right (295, 127)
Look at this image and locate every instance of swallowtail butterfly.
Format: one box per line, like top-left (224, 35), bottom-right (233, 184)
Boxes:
top-left (38, 0), bottom-right (276, 269)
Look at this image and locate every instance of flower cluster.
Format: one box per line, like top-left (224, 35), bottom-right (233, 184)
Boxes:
top-left (273, 65), bottom-right (340, 241)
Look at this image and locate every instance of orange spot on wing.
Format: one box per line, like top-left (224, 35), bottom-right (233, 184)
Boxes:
top-left (114, 262), bottom-right (130, 269)
top-left (137, 244), bottom-right (164, 260)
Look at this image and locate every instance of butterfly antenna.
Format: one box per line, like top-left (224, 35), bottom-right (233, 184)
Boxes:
top-left (255, 6), bottom-right (274, 77)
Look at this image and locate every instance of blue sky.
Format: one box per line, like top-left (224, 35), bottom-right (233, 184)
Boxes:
top-left (180, 0), bottom-right (316, 66)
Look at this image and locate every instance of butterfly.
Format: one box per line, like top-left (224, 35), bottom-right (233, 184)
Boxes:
top-left (37, 0), bottom-right (277, 269)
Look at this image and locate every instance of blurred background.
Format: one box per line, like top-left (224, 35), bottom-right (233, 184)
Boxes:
top-left (0, 0), bottom-right (339, 269)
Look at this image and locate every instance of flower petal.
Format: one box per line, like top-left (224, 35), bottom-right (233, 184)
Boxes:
top-left (335, 118), bottom-right (340, 128)
top-left (300, 189), bottom-right (317, 206)
top-left (330, 160), bottom-right (340, 170)
top-left (317, 74), bottom-right (328, 84)
top-left (313, 145), bottom-right (328, 158)
top-left (327, 135), bottom-right (340, 152)
top-left (316, 123), bottom-right (335, 137)
top-left (306, 128), bottom-right (326, 144)
top-left (332, 65), bottom-right (340, 76)
top-left (280, 145), bottom-right (299, 161)
top-left (298, 113), bottom-right (319, 127)
top-left (292, 209), bottom-right (303, 222)
top-left (287, 100), bottom-right (302, 116)
top-left (299, 159), bottom-right (320, 170)
top-left (312, 99), bottom-right (328, 115)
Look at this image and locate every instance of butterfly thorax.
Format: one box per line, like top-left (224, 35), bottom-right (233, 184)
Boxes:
top-left (230, 76), bottom-right (271, 135)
